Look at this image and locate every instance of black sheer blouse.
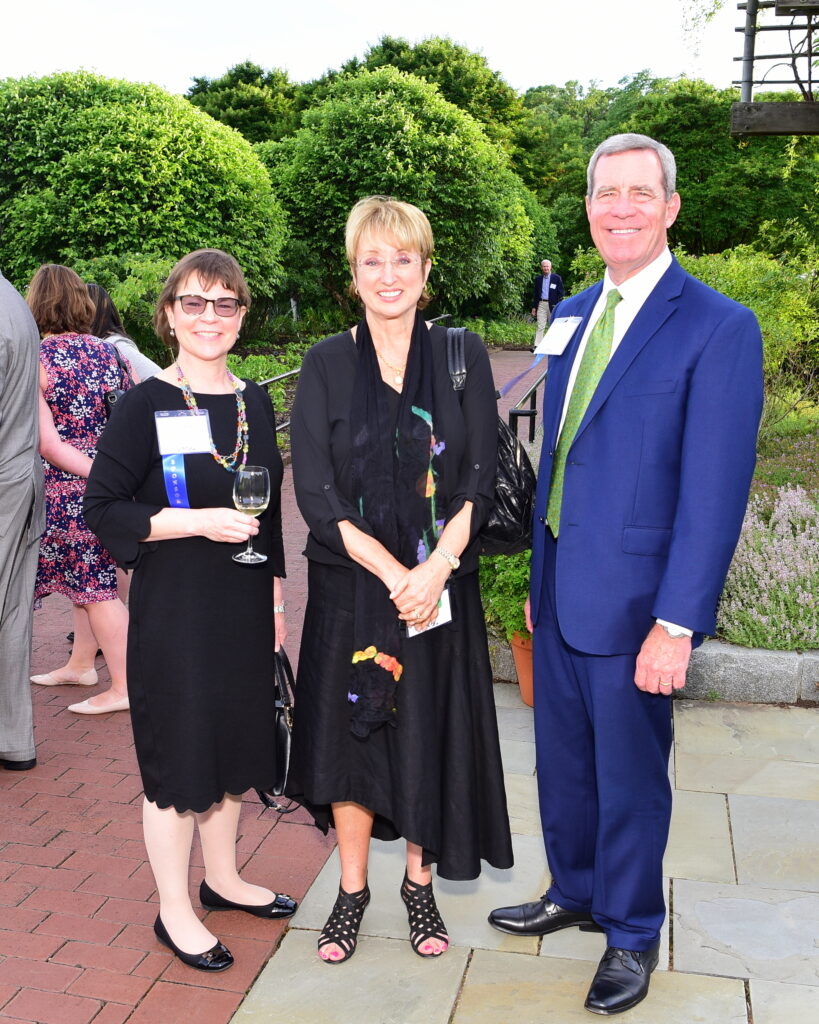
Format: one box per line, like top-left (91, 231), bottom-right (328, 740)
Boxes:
top-left (290, 324), bottom-right (497, 576)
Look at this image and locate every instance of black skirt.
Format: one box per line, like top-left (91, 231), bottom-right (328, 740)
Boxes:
top-left (286, 561), bottom-right (514, 881)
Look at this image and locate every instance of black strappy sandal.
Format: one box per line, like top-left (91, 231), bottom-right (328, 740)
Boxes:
top-left (400, 872), bottom-right (449, 958)
top-left (317, 883), bottom-right (371, 965)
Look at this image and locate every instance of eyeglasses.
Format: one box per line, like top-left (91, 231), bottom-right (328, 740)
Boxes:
top-left (355, 256), bottom-right (423, 273)
top-left (174, 294), bottom-right (243, 316)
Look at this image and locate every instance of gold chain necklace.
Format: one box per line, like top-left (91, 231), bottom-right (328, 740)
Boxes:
top-left (375, 349), bottom-right (406, 386)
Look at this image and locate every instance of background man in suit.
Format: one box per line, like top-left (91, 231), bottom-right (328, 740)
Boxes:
top-left (531, 258), bottom-right (565, 347)
top-left (0, 270), bottom-right (45, 771)
top-left (490, 135), bottom-right (763, 1015)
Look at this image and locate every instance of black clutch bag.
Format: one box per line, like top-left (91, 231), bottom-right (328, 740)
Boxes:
top-left (256, 647), bottom-right (296, 813)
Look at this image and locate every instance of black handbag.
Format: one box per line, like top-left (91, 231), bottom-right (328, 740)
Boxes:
top-left (104, 344), bottom-right (133, 418)
top-left (446, 327), bottom-right (536, 556)
top-left (256, 646), bottom-right (297, 813)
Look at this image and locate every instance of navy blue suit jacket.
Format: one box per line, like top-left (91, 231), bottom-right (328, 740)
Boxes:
top-left (532, 273), bottom-right (565, 311)
top-left (530, 257), bottom-right (763, 655)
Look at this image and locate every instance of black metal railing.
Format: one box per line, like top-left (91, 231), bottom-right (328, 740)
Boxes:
top-left (508, 360), bottom-right (549, 442)
top-left (259, 367), bottom-right (300, 433)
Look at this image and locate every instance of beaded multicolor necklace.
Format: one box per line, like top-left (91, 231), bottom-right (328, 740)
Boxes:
top-left (175, 362), bottom-right (249, 472)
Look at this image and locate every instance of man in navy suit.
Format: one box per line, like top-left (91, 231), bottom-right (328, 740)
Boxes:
top-left (531, 259), bottom-right (565, 348)
top-left (490, 135), bottom-right (763, 1015)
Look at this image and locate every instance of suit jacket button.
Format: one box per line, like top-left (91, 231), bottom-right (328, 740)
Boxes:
top-left (538, 516), bottom-right (545, 524)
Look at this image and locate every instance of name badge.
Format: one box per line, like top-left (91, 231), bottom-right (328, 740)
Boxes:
top-left (406, 586), bottom-right (453, 638)
top-left (154, 410), bottom-right (212, 455)
top-left (536, 316), bottom-right (583, 356)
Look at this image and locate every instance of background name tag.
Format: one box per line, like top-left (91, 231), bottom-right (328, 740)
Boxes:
top-left (537, 316), bottom-right (583, 356)
top-left (155, 410), bottom-right (212, 455)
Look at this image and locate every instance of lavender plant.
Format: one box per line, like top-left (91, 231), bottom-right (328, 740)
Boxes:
top-left (717, 485), bottom-right (819, 650)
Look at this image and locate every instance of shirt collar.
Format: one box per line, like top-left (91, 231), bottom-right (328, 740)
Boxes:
top-left (601, 247), bottom-right (672, 307)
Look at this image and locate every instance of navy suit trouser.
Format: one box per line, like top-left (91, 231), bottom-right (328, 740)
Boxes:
top-left (533, 531), bottom-right (672, 950)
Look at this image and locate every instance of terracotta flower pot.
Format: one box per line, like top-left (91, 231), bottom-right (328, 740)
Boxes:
top-left (510, 631), bottom-right (534, 707)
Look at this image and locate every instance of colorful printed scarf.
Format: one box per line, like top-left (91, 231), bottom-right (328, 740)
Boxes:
top-left (347, 311), bottom-right (446, 738)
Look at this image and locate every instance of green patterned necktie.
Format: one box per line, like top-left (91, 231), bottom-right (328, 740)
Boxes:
top-left (546, 287), bottom-right (622, 537)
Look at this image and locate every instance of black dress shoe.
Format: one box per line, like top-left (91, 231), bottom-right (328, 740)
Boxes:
top-left (585, 942), bottom-right (660, 1015)
top-left (199, 879), bottom-right (298, 919)
top-left (1, 758), bottom-right (37, 771)
top-left (153, 915), bottom-right (233, 972)
top-left (488, 894), bottom-right (603, 936)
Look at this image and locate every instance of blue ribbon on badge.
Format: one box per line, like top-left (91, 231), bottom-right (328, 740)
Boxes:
top-left (162, 454), bottom-right (191, 509)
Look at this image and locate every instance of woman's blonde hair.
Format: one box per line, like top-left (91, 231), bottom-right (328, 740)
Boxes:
top-left (345, 196), bottom-right (434, 308)
top-left (153, 249), bottom-right (251, 351)
top-left (26, 264), bottom-right (95, 336)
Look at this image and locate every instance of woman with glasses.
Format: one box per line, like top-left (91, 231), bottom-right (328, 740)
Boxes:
top-left (287, 197), bottom-right (512, 965)
top-left (84, 249), bottom-right (296, 974)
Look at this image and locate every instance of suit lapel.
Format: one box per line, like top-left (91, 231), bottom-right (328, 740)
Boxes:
top-left (573, 261), bottom-right (686, 444)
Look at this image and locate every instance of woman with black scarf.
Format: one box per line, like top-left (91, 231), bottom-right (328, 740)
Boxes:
top-left (287, 197), bottom-right (512, 965)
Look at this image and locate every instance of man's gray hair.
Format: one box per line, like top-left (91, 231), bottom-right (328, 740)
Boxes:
top-left (586, 134), bottom-right (677, 200)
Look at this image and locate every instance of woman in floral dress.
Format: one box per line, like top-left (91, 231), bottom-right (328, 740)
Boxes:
top-left (27, 264), bottom-right (131, 714)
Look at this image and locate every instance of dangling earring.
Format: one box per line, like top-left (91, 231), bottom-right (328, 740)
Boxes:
top-left (169, 326), bottom-right (175, 337)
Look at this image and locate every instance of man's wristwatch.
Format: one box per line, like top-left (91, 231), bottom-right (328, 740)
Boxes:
top-left (657, 620), bottom-right (691, 639)
top-left (433, 546), bottom-right (460, 572)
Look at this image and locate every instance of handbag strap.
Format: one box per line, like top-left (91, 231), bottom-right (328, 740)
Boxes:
top-left (274, 647), bottom-right (295, 715)
top-left (106, 341), bottom-right (134, 387)
top-left (446, 326), bottom-right (467, 392)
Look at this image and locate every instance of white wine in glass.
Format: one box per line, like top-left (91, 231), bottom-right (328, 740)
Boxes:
top-left (232, 465), bottom-right (270, 564)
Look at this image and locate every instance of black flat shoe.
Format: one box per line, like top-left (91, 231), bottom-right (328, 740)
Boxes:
top-left (488, 894), bottom-right (603, 936)
top-left (199, 879), bottom-right (297, 919)
top-left (153, 915), bottom-right (233, 972)
top-left (1, 758), bottom-right (36, 771)
top-left (585, 943), bottom-right (660, 1015)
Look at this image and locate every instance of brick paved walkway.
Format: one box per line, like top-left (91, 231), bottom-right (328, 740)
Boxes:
top-left (0, 350), bottom-right (541, 1024)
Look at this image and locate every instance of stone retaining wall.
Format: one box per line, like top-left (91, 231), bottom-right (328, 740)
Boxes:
top-left (490, 636), bottom-right (819, 705)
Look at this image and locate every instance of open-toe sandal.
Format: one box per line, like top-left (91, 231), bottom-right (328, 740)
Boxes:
top-left (317, 883), bottom-right (370, 965)
top-left (401, 871), bottom-right (449, 958)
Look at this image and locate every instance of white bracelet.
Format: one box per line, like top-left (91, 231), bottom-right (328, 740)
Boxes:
top-left (273, 604), bottom-right (286, 614)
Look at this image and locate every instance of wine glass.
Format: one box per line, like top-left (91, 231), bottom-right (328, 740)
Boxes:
top-left (232, 466), bottom-right (270, 564)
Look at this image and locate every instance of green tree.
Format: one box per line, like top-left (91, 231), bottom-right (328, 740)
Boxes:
top-left (0, 72), bottom-right (287, 344)
top-left (342, 36), bottom-right (526, 149)
top-left (258, 67), bottom-right (535, 317)
top-left (619, 81), bottom-right (819, 254)
top-left (187, 61), bottom-right (300, 143)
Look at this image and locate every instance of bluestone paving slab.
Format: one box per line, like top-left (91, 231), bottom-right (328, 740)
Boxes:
top-left (291, 834), bottom-right (547, 954)
top-left (493, 682), bottom-right (528, 709)
top-left (453, 949), bottom-right (747, 1024)
top-left (665, 789), bottom-right (735, 884)
top-left (749, 979), bottom-right (819, 1024)
top-left (232, 928), bottom-right (468, 1024)
top-left (500, 739), bottom-right (536, 776)
top-left (675, 750), bottom-right (819, 801)
top-left (673, 879), bottom-right (819, 984)
top-left (495, 705), bottom-right (536, 745)
top-left (729, 794), bottom-right (819, 892)
top-left (673, 700), bottom-right (819, 763)
top-left (503, 773), bottom-right (541, 836)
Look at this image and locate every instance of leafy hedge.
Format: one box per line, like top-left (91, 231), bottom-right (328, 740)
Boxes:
top-left (0, 72), bottom-right (287, 350)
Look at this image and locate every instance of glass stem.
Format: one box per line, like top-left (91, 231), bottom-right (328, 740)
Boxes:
top-left (246, 535), bottom-right (255, 556)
